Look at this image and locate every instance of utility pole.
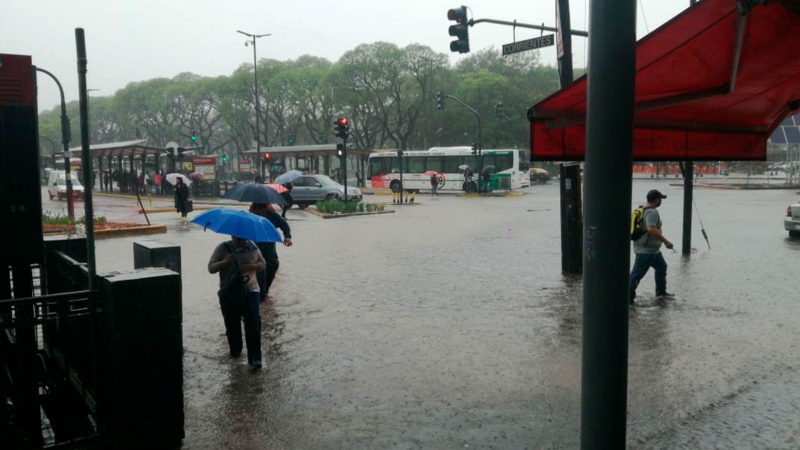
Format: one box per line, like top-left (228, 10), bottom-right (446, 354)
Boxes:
top-left (557, 0), bottom-right (583, 275)
top-left (580, 0), bottom-right (637, 446)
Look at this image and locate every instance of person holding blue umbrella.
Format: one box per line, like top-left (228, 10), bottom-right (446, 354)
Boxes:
top-left (195, 208), bottom-right (283, 370)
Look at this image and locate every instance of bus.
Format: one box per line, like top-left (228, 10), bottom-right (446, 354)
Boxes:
top-left (367, 146), bottom-right (525, 192)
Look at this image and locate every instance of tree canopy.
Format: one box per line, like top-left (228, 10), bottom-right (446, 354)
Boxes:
top-left (37, 43), bottom-right (562, 163)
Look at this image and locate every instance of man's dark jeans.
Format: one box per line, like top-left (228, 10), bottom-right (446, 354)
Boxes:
top-left (629, 251), bottom-right (668, 299)
top-left (219, 291), bottom-right (262, 363)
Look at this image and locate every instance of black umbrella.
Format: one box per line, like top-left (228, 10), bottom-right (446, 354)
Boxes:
top-left (481, 165), bottom-right (496, 175)
top-left (221, 183), bottom-right (287, 205)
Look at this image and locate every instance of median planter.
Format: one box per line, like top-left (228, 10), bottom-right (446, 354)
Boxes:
top-left (307, 200), bottom-right (393, 219)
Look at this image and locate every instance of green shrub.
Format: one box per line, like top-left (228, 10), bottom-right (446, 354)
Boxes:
top-left (42, 212), bottom-right (107, 226)
top-left (315, 200), bottom-right (386, 215)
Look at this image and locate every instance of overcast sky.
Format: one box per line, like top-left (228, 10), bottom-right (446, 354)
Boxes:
top-left (3, 0), bottom-right (688, 112)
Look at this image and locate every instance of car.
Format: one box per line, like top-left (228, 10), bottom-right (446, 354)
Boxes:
top-left (289, 174), bottom-right (362, 208)
top-left (529, 168), bottom-right (551, 184)
top-left (785, 199), bottom-right (800, 237)
top-left (47, 170), bottom-right (85, 201)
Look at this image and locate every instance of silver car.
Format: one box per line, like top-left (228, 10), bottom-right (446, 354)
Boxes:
top-left (290, 174), bottom-right (362, 208)
top-left (785, 199), bottom-right (800, 237)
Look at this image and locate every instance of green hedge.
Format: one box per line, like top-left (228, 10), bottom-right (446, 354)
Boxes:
top-left (315, 200), bottom-right (385, 214)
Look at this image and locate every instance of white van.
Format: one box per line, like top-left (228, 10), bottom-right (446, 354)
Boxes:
top-left (47, 170), bottom-right (84, 201)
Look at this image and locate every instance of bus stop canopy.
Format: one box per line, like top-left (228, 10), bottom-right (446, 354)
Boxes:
top-left (67, 139), bottom-right (167, 161)
top-left (528, 0), bottom-right (800, 161)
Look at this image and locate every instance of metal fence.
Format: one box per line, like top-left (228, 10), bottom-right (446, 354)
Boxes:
top-left (1, 249), bottom-right (105, 448)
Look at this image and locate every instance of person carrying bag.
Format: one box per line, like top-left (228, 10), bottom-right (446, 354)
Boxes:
top-left (208, 237), bottom-right (266, 369)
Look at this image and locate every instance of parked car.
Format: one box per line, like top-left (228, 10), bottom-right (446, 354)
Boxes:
top-left (47, 170), bottom-right (84, 201)
top-left (529, 168), bottom-right (551, 184)
top-left (290, 174), bottom-right (362, 208)
top-left (785, 199), bottom-right (800, 237)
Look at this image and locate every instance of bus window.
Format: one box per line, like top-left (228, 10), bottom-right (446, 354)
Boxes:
top-left (496, 153), bottom-right (513, 171)
top-left (443, 156), bottom-right (462, 174)
top-left (462, 156), bottom-right (479, 170)
top-left (426, 156), bottom-right (443, 172)
top-left (407, 155), bottom-right (425, 173)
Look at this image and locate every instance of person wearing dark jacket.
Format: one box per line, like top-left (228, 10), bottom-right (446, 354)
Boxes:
top-left (280, 182), bottom-right (293, 219)
top-left (174, 177), bottom-right (190, 220)
top-left (249, 203), bottom-right (293, 302)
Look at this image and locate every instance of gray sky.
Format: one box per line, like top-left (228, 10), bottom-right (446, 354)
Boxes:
top-left (2, 0), bottom-right (688, 112)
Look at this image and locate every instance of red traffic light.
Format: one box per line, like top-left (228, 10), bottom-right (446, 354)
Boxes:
top-left (338, 117), bottom-right (349, 127)
top-left (447, 6), bottom-right (467, 23)
top-left (265, 152), bottom-right (271, 160)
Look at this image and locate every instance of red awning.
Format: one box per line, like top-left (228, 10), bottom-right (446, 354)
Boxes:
top-left (529, 0), bottom-right (800, 161)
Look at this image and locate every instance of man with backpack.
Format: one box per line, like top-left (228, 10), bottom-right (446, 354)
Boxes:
top-left (629, 189), bottom-right (674, 304)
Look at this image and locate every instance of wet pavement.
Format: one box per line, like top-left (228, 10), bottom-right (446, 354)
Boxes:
top-left (49, 181), bottom-right (800, 448)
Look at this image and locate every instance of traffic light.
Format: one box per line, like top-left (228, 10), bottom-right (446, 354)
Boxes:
top-left (178, 147), bottom-right (186, 158)
top-left (190, 130), bottom-right (197, 142)
top-left (448, 6), bottom-right (470, 54)
top-left (437, 91), bottom-right (446, 110)
top-left (222, 154), bottom-right (228, 163)
top-left (336, 143), bottom-right (344, 156)
top-left (495, 101), bottom-right (503, 118)
top-left (288, 134), bottom-right (295, 145)
top-left (471, 143), bottom-right (477, 155)
top-left (334, 117), bottom-right (350, 140)
top-left (265, 152), bottom-right (271, 162)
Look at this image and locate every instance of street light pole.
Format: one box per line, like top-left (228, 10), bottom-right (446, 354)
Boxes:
top-left (237, 30), bottom-right (271, 181)
top-left (35, 67), bottom-right (74, 219)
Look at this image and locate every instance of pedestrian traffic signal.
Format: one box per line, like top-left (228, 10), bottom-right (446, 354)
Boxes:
top-left (495, 101), bottom-right (503, 118)
top-left (437, 91), bottom-right (446, 110)
top-left (448, 6), bottom-right (470, 54)
top-left (471, 143), bottom-right (477, 155)
top-left (334, 117), bottom-right (350, 140)
top-left (190, 130), bottom-right (197, 142)
top-left (336, 143), bottom-right (344, 156)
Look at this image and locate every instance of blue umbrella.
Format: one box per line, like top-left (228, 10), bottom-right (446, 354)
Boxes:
top-left (274, 169), bottom-right (303, 185)
top-left (221, 182), bottom-right (287, 205)
top-left (191, 208), bottom-right (283, 242)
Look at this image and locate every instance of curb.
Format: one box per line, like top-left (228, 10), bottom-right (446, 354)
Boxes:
top-left (304, 208), bottom-right (395, 219)
top-left (44, 224), bottom-right (168, 239)
top-left (139, 205), bottom-right (218, 214)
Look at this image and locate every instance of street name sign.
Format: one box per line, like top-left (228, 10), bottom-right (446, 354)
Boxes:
top-left (502, 34), bottom-right (555, 56)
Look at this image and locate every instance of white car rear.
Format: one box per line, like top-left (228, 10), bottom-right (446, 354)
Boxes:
top-left (785, 199), bottom-right (800, 237)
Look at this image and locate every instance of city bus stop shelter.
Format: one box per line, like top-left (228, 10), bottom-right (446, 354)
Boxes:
top-left (528, 0), bottom-right (800, 162)
top-left (67, 139), bottom-right (167, 171)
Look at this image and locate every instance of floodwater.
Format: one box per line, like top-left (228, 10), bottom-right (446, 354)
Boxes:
top-left (70, 179), bottom-right (800, 449)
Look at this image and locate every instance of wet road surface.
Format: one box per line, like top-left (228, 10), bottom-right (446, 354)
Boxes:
top-left (58, 181), bottom-right (800, 448)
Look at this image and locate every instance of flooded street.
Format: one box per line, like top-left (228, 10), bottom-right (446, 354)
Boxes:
top-left (80, 180), bottom-right (800, 448)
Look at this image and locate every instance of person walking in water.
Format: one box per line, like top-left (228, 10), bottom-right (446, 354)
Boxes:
top-left (249, 203), bottom-right (293, 303)
top-left (174, 177), bottom-right (190, 220)
top-left (629, 189), bottom-right (674, 304)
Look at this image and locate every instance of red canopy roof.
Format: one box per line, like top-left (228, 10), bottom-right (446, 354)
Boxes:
top-left (529, 0), bottom-right (800, 161)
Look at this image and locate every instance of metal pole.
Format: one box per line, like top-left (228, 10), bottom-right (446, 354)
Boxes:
top-left (581, 0), bottom-right (637, 446)
top-left (445, 95), bottom-right (482, 154)
top-left (343, 137), bottom-right (348, 200)
top-left (682, 161), bottom-right (694, 254)
top-left (34, 67), bottom-right (74, 218)
top-left (469, 18), bottom-right (588, 37)
top-left (253, 38), bottom-right (262, 180)
top-left (75, 28), bottom-right (97, 288)
top-left (557, 0), bottom-right (583, 274)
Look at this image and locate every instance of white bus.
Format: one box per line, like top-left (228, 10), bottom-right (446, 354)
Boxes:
top-left (367, 146), bottom-right (525, 193)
